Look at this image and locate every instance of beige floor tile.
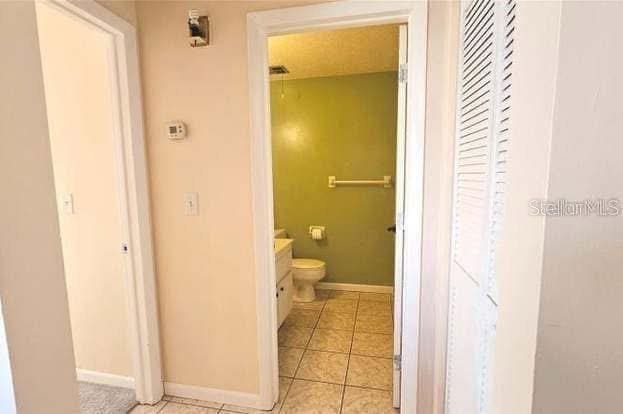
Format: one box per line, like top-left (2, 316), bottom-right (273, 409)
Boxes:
top-left (317, 311), bottom-right (356, 331)
top-left (355, 314), bottom-right (393, 335)
top-left (222, 377), bottom-right (292, 413)
top-left (308, 328), bottom-right (353, 353)
top-left (315, 289), bottom-right (330, 300)
top-left (324, 298), bottom-right (358, 315)
top-left (159, 402), bottom-right (218, 413)
top-left (278, 346), bottom-right (304, 377)
top-left (278, 325), bottom-right (313, 348)
top-left (341, 386), bottom-right (398, 414)
top-left (280, 379), bottom-right (343, 414)
top-left (359, 292), bottom-right (393, 303)
top-left (295, 349), bottom-right (349, 384)
top-left (163, 396), bottom-right (222, 409)
top-left (283, 308), bottom-right (321, 328)
top-left (292, 299), bottom-right (326, 311)
top-left (278, 376), bottom-right (294, 398)
top-left (276, 376), bottom-right (294, 409)
top-left (329, 290), bottom-right (360, 300)
top-left (357, 300), bottom-right (393, 317)
top-left (346, 355), bottom-right (393, 390)
top-left (130, 401), bottom-right (167, 413)
top-left (351, 332), bottom-right (393, 358)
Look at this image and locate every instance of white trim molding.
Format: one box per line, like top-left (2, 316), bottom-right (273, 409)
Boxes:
top-left (76, 369), bottom-right (135, 390)
top-left (42, 0), bottom-right (163, 404)
top-left (164, 383), bottom-right (260, 409)
top-left (316, 283), bottom-right (394, 294)
top-left (247, 2), bottom-right (428, 412)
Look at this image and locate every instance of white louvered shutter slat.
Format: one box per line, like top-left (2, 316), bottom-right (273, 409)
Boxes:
top-left (488, 0), bottom-right (515, 302)
top-left (445, 1), bottom-right (515, 413)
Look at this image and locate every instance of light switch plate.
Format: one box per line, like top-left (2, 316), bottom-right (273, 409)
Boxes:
top-left (61, 193), bottom-right (74, 214)
top-left (183, 192), bottom-right (199, 216)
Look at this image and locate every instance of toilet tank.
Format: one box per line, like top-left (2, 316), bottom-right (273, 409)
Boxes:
top-left (274, 228), bottom-right (288, 238)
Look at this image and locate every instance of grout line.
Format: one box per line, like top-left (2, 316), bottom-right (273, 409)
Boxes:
top-left (281, 377), bottom-right (393, 393)
top-left (278, 298), bottom-right (327, 410)
top-left (350, 350), bottom-right (394, 359)
top-left (354, 330), bottom-right (395, 336)
top-left (339, 295), bottom-right (360, 413)
top-left (156, 400), bottom-right (167, 413)
top-left (288, 295), bottom-right (327, 388)
top-left (216, 402), bottom-right (246, 414)
top-left (278, 376), bottom-right (298, 412)
top-left (164, 399), bottom-right (224, 411)
top-left (303, 297), bottom-right (326, 349)
top-left (275, 377), bottom-right (295, 410)
top-left (342, 383), bottom-right (395, 393)
top-left (304, 347), bottom-right (351, 356)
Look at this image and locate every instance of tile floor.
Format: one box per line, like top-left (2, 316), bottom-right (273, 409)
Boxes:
top-left (130, 290), bottom-right (397, 414)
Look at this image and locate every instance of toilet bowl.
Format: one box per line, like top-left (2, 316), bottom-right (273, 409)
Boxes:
top-left (291, 258), bottom-right (326, 302)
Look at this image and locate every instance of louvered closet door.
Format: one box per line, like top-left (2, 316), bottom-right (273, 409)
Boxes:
top-left (445, 1), bottom-right (515, 413)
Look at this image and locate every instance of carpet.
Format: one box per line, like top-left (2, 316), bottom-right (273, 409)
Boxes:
top-left (78, 381), bottom-right (137, 414)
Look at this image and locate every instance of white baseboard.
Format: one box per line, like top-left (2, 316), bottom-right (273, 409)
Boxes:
top-left (76, 369), bottom-right (135, 389)
top-left (164, 382), bottom-right (263, 410)
top-left (316, 282), bottom-right (394, 294)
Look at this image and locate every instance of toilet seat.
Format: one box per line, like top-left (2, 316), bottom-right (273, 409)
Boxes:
top-left (292, 258), bottom-right (325, 270)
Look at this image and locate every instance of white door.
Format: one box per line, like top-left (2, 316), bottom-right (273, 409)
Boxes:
top-left (392, 23), bottom-right (408, 409)
top-left (445, 0), bottom-right (516, 412)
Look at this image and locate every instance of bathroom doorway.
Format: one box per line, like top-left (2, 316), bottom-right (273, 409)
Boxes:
top-left (268, 23), bottom-right (406, 412)
top-left (249, 4), bottom-right (426, 412)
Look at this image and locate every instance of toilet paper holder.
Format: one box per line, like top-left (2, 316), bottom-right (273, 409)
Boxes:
top-left (308, 226), bottom-right (325, 240)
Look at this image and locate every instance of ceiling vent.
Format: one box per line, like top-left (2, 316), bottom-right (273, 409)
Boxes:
top-left (269, 65), bottom-right (290, 75)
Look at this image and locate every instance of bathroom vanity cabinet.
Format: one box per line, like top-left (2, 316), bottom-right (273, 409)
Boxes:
top-left (275, 239), bottom-right (294, 327)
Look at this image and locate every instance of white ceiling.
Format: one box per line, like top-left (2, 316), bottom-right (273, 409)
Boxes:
top-left (268, 24), bottom-right (400, 80)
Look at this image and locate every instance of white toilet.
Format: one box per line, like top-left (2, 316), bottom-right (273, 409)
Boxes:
top-left (291, 258), bottom-right (326, 302)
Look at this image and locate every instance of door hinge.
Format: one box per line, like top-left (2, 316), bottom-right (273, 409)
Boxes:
top-left (399, 64), bottom-right (408, 83)
top-left (393, 354), bottom-right (402, 371)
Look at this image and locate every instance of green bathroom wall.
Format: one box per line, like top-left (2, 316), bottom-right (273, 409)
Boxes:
top-left (271, 72), bottom-right (398, 286)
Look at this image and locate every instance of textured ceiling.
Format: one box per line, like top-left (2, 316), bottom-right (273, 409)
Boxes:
top-left (268, 24), bottom-right (400, 80)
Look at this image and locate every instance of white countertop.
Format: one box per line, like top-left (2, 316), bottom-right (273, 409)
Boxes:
top-left (274, 238), bottom-right (294, 257)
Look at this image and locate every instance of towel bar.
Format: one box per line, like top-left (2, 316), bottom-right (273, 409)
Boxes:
top-left (328, 175), bottom-right (392, 188)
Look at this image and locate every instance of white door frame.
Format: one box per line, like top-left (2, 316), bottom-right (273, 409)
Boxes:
top-left (393, 23), bottom-right (409, 408)
top-left (247, 1), bottom-right (428, 412)
top-left (38, 0), bottom-right (163, 404)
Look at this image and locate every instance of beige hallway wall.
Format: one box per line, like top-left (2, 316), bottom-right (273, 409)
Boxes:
top-left (532, 2), bottom-right (623, 412)
top-left (36, 3), bottom-right (133, 378)
top-left (135, 0), bottom-right (324, 394)
top-left (96, 0), bottom-right (138, 26)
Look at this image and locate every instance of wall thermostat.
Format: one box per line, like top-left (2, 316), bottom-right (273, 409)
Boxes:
top-left (166, 121), bottom-right (186, 140)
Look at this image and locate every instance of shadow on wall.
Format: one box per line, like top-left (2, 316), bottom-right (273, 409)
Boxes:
top-left (271, 71), bottom-right (398, 286)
